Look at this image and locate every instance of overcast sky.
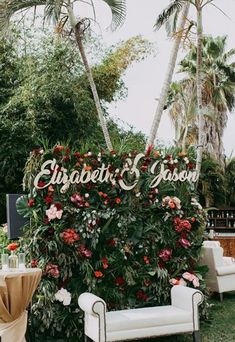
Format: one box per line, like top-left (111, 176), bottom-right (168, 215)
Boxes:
top-left (75, 0), bottom-right (235, 157)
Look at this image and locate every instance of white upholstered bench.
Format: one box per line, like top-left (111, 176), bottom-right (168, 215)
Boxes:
top-left (78, 285), bottom-right (203, 342)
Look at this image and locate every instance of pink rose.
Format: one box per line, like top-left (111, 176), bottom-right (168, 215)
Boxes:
top-left (46, 264), bottom-right (60, 278)
top-left (179, 238), bottom-right (191, 249)
top-left (46, 204), bottom-right (63, 221)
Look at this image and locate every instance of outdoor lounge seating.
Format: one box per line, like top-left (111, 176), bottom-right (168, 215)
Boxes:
top-left (200, 240), bottom-right (235, 301)
top-left (78, 285), bottom-right (203, 342)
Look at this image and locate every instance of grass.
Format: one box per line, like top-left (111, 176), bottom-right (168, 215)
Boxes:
top-left (141, 292), bottom-right (235, 342)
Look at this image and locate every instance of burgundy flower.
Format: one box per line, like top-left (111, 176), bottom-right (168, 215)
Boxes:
top-left (107, 239), bottom-right (117, 247)
top-left (38, 180), bottom-right (46, 188)
top-left (136, 290), bottom-right (148, 302)
top-left (31, 259), bottom-right (38, 268)
top-left (54, 202), bottom-right (62, 211)
top-left (115, 276), bottom-right (125, 286)
top-left (28, 198), bottom-right (35, 207)
top-left (44, 196), bottom-right (53, 204)
top-left (159, 248), bottom-right (172, 262)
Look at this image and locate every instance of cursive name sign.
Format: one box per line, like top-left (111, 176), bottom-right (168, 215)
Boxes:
top-left (34, 153), bottom-right (199, 192)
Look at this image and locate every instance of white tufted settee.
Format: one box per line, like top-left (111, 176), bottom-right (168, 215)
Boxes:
top-left (200, 240), bottom-right (235, 301)
top-left (78, 285), bottom-right (203, 342)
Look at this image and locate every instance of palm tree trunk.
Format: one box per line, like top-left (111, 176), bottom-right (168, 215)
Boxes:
top-left (195, 4), bottom-right (204, 176)
top-left (146, 3), bottom-right (190, 149)
top-left (67, 2), bottom-right (113, 152)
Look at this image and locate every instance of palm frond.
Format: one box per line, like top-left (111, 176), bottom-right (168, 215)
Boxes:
top-left (154, 0), bottom-right (187, 30)
top-left (44, 0), bottom-right (64, 23)
top-left (0, 0), bottom-right (46, 33)
top-left (102, 0), bottom-right (126, 30)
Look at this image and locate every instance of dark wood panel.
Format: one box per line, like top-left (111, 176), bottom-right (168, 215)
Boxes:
top-left (215, 237), bottom-right (235, 257)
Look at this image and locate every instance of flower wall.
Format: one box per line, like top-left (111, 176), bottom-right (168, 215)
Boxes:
top-left (18, 146), bottom-right (206, 341)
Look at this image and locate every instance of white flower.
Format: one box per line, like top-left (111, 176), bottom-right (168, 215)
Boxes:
top-left (88, 151), bottom-right (92, 156)
top-left (55, 288), bottom-right (71, 306)
top-left (85, 193), bottom-right (89, 198)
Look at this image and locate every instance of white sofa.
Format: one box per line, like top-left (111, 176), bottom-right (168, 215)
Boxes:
top-left (200, 240), bottom-right (235, 301)
top-left (78, 285), bottom-right (203, 342)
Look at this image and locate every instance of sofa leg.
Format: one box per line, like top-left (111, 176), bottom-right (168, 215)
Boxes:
top-left (219, 293), bottom-right (223, 302)
top-left (193, 330), bottom-right (200, 342)
top-left (85, 335), bottom-right (93, 342)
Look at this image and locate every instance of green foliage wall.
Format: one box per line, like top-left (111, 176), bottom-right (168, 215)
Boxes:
top-left (18, 145), bottom-right (205, 341)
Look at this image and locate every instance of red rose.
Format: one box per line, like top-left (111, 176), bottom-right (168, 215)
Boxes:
top-left (94, 271), bottom-right (103, 278)
top-left (7, 242), bottom-right (18, 251)
top-left (101, 257), bottom-right (109, 269)
top-left (115, 198), bottom-right (121, 204)
top-left (115, 276), bottom-right (125, 286)
top-left (38, 180), bottom-right (46, 188)
top-left (54, 145), bottom-right (64, 153)
top-left (179, 220), bottom-right (192, 231)
top-left (74, 152), bottom-right (80, 158)
top-left (44, 196), bottom-right (53, 204)
top-left (28, 198), bottom-right (35, 207)
top-left (46, 264), bottom-right (60, 278)
top-left (159, 248), bottom-right (172, 262)
top-left (60, 228), bottom-right (80, 245)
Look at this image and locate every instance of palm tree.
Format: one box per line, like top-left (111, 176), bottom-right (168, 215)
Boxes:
top-left (0, 0), bottom-right (126, 151)
top-left (225, 157), bottom-right (235, 207)
top-left (177, 35), bottom-right (235, 163)
top-left (147, 1), bottom-right (190, 149)
top-left (148, 0), bottom-right (223, 177)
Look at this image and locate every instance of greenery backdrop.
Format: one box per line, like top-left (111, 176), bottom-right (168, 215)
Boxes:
top-left (15, 144), bottom-right (207, 340)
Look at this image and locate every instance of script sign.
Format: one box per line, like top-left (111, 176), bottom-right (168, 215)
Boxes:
top-left (34, 153), bottom-right (199, 192)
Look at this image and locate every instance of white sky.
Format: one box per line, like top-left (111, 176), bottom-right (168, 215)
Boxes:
top-left (75, 0), bottom-right (235, 157)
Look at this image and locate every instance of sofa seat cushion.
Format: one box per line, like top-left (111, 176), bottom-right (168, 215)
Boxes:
top-left (106, 305), bottom-right (191, 332)
top-left (216, 265), bottom-right (235, 276)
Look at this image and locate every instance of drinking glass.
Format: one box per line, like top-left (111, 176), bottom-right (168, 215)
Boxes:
top-left (1, 254), bottom-right (9, 271)
top-left (18, 253), bottom-right (26, 270)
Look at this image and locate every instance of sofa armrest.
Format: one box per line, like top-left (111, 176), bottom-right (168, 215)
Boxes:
top-left (223, 257), bottom-right (234, 266)
top-left (78, 293), bottom-right (107, 342)
top-left (78, 292), bottom-right (106, 316)
top-left (216, 265), bottom-right (235, 276)
top-left (171, 285), bottom-right (203, 331)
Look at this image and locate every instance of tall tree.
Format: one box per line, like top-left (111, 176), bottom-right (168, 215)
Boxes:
top-left (148, 0), bottom-right (224, 177)
top-left (169, 36), bottom-right (235, 163)
top-left (0, 0), bottom-right (126, 151)
top-left (147, 1), bottom-right (190, 148)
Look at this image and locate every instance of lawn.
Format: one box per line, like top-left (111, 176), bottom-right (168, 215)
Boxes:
top-left (141, 292), bottom-right (235, 342)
